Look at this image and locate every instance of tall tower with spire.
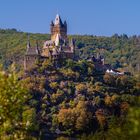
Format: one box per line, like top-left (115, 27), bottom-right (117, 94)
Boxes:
top-left (24, 35), bottom-right (40, 70)
top-left (51, 14), bottom-right (67, 41)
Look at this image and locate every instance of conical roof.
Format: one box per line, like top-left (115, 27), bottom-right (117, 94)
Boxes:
top-left (54, 14), bottom-right (63, 25)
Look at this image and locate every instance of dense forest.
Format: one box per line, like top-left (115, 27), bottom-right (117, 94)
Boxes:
top-left (0, 29), bottom-right (140, 140)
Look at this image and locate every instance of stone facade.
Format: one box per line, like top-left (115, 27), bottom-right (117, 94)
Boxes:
top-left (24, 14), bottom-right (75, 70)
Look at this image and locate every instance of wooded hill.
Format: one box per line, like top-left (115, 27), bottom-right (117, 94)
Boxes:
top-left (0, 28), bottom-right (140, 73)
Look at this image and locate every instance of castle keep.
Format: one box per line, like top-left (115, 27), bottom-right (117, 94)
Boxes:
top-left (24, 14), bottom-right (75, 70)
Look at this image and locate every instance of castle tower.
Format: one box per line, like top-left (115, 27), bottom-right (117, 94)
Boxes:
top-left (51, 14), bottom-right (67, 41)
top-left (24, 36), bottom-right (40, 70)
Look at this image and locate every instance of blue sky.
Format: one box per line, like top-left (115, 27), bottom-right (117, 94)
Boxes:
top-left (0, 0), bottom-right (140, 36)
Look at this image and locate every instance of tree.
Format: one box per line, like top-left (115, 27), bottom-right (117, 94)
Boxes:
top-left (57, 101), bottom-right (92, 134)
top-left (57, 108), bottom-right (76, 135)
top-left (75, 101), bottom-right (92, 131)
top-left (75, 83), bottom-right (87, 94)
top-left (61, 68), bottom-right (79, 80)
top-left (0, 69), bottom-right (36, 139)
top-left (49, 82), bottom-right (59, 90)
top-left (95, 109), bottom-right (107, 129)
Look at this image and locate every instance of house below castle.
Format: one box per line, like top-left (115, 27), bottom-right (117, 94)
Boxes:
top-left (24, 14), bottom-right (75, 70)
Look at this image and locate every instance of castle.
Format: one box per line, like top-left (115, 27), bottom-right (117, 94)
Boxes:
top-left (24, 14), bottom-right (75, 70)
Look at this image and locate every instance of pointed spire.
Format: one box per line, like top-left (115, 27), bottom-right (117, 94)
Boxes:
top-left (35, 40), bottom-right (40, 55)
top-left (27, 33), bottom-right (31, 49)
top-left (51, 20), bottom-right (54, 26)
top-left (54, 14), bottom-right (62, 25)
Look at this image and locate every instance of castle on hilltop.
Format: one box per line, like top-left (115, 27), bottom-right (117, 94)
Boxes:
top-left (24, 14), bottom-right (75, 70)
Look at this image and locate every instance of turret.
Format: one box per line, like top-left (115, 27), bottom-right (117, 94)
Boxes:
top-left (50, 20), bottom-right (54, 28)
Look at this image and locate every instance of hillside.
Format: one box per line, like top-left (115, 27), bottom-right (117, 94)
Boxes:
top-left (0, 29), bottom-right (140, 74)
top-left (0, 29), bottom-right (140, 139)
top-left (21, 59), bottom-right (139, 139)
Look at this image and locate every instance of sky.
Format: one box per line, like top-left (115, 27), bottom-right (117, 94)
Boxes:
top-left (0, 0), bottom-right (140, 36)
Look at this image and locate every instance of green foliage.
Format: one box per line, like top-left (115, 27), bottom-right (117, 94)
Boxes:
top-left (0, 67), bottom-right (37, 139)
